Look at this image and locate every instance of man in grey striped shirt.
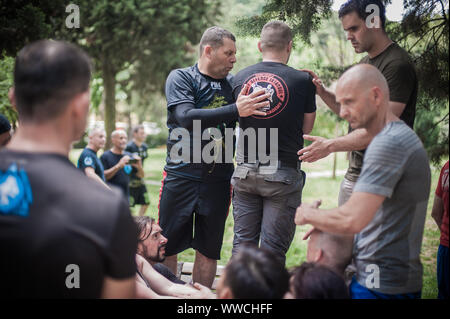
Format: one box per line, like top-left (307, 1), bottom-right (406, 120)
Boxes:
top-left (295, 64), bottom-right (431, 298)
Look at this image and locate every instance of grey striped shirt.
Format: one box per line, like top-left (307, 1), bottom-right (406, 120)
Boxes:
top-left (353, 120), bottom-right (431, 295)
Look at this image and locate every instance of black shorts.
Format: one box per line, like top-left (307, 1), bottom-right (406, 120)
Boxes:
top-left (158, 171), bottom-right (231, 260)
top-left (129, 184), bottom-right (149, 206)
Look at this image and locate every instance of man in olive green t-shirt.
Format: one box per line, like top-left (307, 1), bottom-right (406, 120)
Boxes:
top-left (298, 0), bottom-right (418, 205)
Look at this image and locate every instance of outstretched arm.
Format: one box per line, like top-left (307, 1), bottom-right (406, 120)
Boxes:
top-left (84, 167), bottom-right (111, 189)
top-left (137, 255), bottom-right (213, 299)
top-left (298, 129), bottom-right (372, 163)
top-left (295, 192), bottom-right (385, 235)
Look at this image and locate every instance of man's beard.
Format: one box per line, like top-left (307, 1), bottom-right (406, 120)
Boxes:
top-left (143, 244), bottom-right (166, 263)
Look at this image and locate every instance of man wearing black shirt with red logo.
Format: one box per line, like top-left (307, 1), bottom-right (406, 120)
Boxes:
top-left (231, 21), bottom-right (316, 266)
top-left (159, 26), bottom-right (270, 288)
top-left (0, 40), bottom-right (137, 298)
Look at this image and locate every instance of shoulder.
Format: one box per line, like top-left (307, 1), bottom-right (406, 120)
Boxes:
top-left (234, 63), bottom-right (261, 81)
top-left (125, 141), bottom-right (136, 151)
top-left (359, 55), bottom-right (370, 64)
top-left (167, 66), bottom-right (197, 83)
top-left (287, 67), bottom-right (313, 82)
top-left (101, 150), bottom-right (112, 158)
top-left (368, 121), bottom-right (422, 157)
top-left (381, 44), bottom-right (415, 71)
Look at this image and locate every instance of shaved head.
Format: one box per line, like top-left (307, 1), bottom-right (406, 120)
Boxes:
top-left (111, 130), bottom-right (126, 138)
top-left (336, 64), bottom-right (390, 131)
top-left (260, 20), bottom-right (293, 52)
top-left (88, 127), bottom-right (105, 138)
top-left (307, 229), bottom-right (353, 276)
top-left (337, 64), bottom-right (389, 99)
top-left (111, 129), bottom-right (128, 151)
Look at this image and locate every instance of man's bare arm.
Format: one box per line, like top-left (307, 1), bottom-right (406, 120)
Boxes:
top-left (104, 155), bottom-right (130, 180)
top-left (298, 129), bottom-right (372, 162)
top-left (297, 100), bottom-right (405, 163)
top-left (295, 192), bottom-right (385, 235)
top-left (431, 195), bottom-right (444, 229)
top-left (300, 69), bottom-right (340, 114)
top-left (84, 167), bottom-right (111, 189)
top-left (303, 112), bottom-right (316, 135)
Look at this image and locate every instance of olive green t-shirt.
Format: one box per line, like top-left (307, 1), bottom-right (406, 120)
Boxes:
top-left (345, 42), bottom-right (418, 182)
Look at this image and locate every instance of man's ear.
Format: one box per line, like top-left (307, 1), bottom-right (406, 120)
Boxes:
top-left (70, 91), bottom-right (90, 118)
top-left (287, 40), bottom-right (293, 53)
top-left (314, 248), bottom-right (323, 263)
top-left (218, 286), bottom-right (234, 299)
top-left (203, 44), bottom-right (214, 59)
top-left (257, 41), bottom-right (263, 53)
top-left (371, 86), bottom-right (384, 109)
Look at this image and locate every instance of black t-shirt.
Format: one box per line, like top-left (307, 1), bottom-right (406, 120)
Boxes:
top-left (100, 150), bottom-right (131, 198)
top-left (232, 62), bottom-right (316, 165)
top-left (346, 42), bottom-right (418, 182)
top-left (125, 141), bottom-right (148, 187)
top-left (77, 147), bottom-right (105, 181)
top-left (164, 64), bottom-right (237, 182)
top-left (0, 150), bottom-right (137, 298)
top-left (153, 263), bottom-right (186, 285)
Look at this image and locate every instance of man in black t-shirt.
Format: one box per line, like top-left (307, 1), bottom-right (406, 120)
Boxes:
top-left (159, 26), bottom-right (271, 288)
top-left (298, 0), bottom-right (418, 206)
top-left (0, 40), bottom-right (137, 298)
top-left (231, 21), bottom-right (316, 265)
top-left (102, 129), bottom-right (143, 201)
top-left (125, 125), bottom-right (149, 216)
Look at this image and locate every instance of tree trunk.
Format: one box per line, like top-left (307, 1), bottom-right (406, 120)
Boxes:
top-left (102, 62), bottom-right (116, 150)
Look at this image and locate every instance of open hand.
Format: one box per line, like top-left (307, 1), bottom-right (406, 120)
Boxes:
top-left (298, 135), bottom-right (332, 162)
top-left (236, 84), bottom-right (271, 117)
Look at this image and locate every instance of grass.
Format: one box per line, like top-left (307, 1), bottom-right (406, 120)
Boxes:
top-left (69, 147), bottom-right (443, 299)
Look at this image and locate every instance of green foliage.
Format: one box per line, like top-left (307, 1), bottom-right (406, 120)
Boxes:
top-left (0, 54), bottom-right (17, 127)
top-left (145, 130), bottom-right (168, 149)
top-left (415, 96), bottom-right (449, 165)
top-left (388, 0), bottom-right (449, 163)
top-left (0, 0), bottom-right (65, 56)
top-left (235, 0), bottom-right (333, 44)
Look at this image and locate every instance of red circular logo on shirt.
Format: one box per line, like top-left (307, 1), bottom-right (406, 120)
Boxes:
top-left (242, 72), bottom-right (289, 119)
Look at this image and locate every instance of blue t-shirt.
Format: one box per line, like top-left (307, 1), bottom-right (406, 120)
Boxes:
top-left (100, 150), bottom-right (131, 200)
top-left (77, 148), bottom-right (105, 181)
top-left (164, 64), bottom-right (236, 182)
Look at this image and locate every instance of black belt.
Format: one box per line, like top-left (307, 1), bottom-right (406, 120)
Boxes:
top-left (239, 160), bottom-right (301, 170)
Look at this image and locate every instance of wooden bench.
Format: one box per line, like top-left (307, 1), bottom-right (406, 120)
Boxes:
top-left (176, 261), bottom-right (225, 290)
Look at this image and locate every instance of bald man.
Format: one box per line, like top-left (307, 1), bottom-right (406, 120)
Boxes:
top-left (101, 130), bottom-right (142, 200)
top-left (77, 127), bottom-right (109, 188)
top-left (305, 229), bottom-right (353, 282)
top-left (295, 64), bottom-right (431, 299)
top-left (298, 0), bottom-right (418, 207)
